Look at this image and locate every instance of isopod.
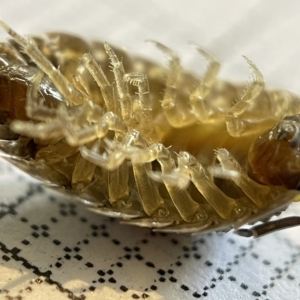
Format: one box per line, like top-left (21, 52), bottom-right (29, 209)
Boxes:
top-left (0, 20), bottom-right (300, 237)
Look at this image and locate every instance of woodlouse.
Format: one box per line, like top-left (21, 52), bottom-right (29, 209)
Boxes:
top-left (0, 20), bottom-right (300, 237)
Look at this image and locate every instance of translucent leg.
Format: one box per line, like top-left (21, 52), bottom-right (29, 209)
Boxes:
top-left (132, 162), bottom-right (164, 216)
top-left (189, 47), bottom-right (220, 122)
top-left (0, 41), bottom-right (27, 65)
top-left (72, 59), bottom-right (97, 100)
top-left (80, 53), bottom-right (118, 114)
top-left (108, 161), bottom-right (130, 204)
top-left (62, 111), bottom-right (127, 146)
top-left (123, 72), bottom-right (157, 142)
top-left (96, 134), bottom-right (206, 222)
top-left (151, 41), bottom-right (196, 128)
top-left (79, 137), bottom-right (131, 206)
top-left (123, 73), bottom-right (150, 119)
top-left (80, 138), bottom-right (127, 171)
top-left (123, 73), bottom-right (150, 109)
top-left (0, 20), bottom-right (87, 106)
top-left (104, 43), bottom-right (132, 123)
top-left (159, 151), bottom-right (246, 220)
top-left (11, 120), bottom-right (63, 141)
top-left (81, 57), bottom-right (156, 141)
top-left (10, 71), bottom-right (63, 139)
top-left (181, 152), bottom-right (238, 219)
top-left (81, 130), bottom-right (165, 215)
top-left (72, 151), bottom-right (96, 189)
top-left (154, 145), bottom-right (206, 223)
top-left (214, 148), bottom-right (274, 208)
top-left (11, 70), bottom-right (127, 147)
top-left (23, 71), bottom-right (58, 121)
top-left (35, 139), bottom-right (79, 162)
top-left (226, 57), bottom-right (265, 137)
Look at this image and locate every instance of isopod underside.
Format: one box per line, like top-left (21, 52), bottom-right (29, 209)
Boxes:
top-left (0, 20), bottom-right (300, 237)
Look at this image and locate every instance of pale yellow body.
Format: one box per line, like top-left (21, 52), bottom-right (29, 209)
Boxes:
top-left (0, 21), bottom-right (299, 234)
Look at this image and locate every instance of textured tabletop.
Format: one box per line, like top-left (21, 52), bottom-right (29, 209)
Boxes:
top-left (1, 159), bottom-right (300, 300)
top-left (1, 1), bottom-right (300, 299)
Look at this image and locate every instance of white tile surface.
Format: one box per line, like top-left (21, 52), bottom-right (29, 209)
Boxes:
top-left (1, 1), bottom-right (300, 299)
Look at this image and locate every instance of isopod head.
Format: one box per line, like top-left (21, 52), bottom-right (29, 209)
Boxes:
top-left (249, 115), bottom-right (300, 189)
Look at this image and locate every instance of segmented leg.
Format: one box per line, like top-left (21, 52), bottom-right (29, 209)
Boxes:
top-left (154, 42), bottom-right (228, 127)
top-left (10, 64), bottom-right (128, 147)
top-left (0, 41), bottom-right (27, 65)
top-left (7, 58), bottom-right (132, 198)
top-left (123, 72), bottom-right (155, 141)
top-left (154, 41), bottom-right (267, 137)
top-left (58, 48), bottom-right (155, 146)
top-left (104, 42), bottom-right (133, 124)
top-left (123, 72), bottom-right (150, 113)
top-left (81, 130), bottom-right (165, 217)
top-left (189, 46), bottom-right (220, 122)
top-left (176, 152), bottom-right (248, 220)
top-left (62, 110), bottom-right (127, 146)
top-left (225, 57), bottom-right (265, 137)
top-left (0, 20), bottom-right (88, 106)
top-left (151, 41), bottom-right (197, 128)
top-left (10, 71), bottom-right (65, 141)
top-left (211, 148), bottom-right (300, 231)
top-left (21, 71), bottom-right (58, 121)
top-left (113, 137), bottom-right (206, 222)
top-left (79, 53), bottom-right (117, 113)
top-left (78, 139), bottom-right (132, 207)
top-left (81, 132), bottom-right (251, 223)
top-left (213, 148), bottom-right (273, 208)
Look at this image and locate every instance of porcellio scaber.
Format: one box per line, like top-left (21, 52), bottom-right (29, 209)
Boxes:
top-left (1, 20), bottom-right (300, 237)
